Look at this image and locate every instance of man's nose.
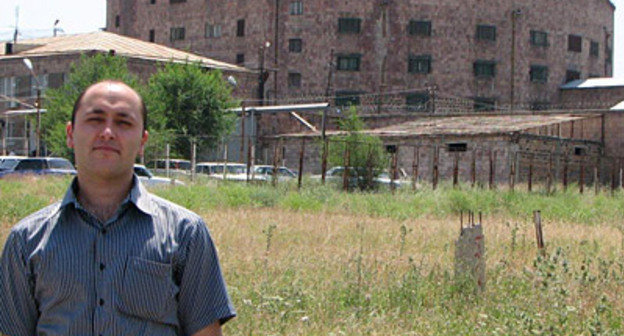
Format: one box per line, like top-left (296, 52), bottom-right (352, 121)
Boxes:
top-left (98, 120), bottom-right (116, 140)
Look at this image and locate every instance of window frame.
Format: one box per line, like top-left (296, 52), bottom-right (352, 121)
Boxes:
top-left (338, 18), bottom-right (362, 34)
top-left (568, 34), bottom-right (582, 52)
top-left (288, 72), bottom-right (302, 88)
top-left (336, 54), bottom-right (361, 71)
top-left (335, 91), bottom-right (362, 107)
top-left (288, 38), bottom-right (302, 53)
top-left (170, 27), bottom-right (185, 42)
top-left (408, 54), bottom-right (432, 74)
top-left (590, 40), bottom-right (599, 57)
top-left (408, 20), bottom-right (431, 36)
top-left (476, 24), bottom-right (496, 41)
top-left (473, 60), bottom-right (496, 78)
top-left (289, 1), bottom-right (303, 15)
top-left (236, 19), bottom-right (245, 37)
top-left (405, 92), bottom-right (430, 112)
top-left (530, 30), bottom-right (548, 47)
top-left (530, 65), bottom-right (549, 83)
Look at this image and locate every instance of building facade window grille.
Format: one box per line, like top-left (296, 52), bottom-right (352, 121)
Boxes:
top-left (170, 27), bottom-right (185, 42)
top-left (335, 91), bottom-right (361, 106)
top-left (405, 92), bottom-right (430, 112)
top-left (568, 34), bottom-right (582, 52)
top-left (288, 38), bottom-right (302, 53)
top-left (338, 18), bottom-right (361, 34)
top-left (590, 41), bottom-right (599, 57)
top-left (447, 143), bottom-right (468, 152)
top-left (149, 29), bottom-right (155, 42)
top-left (288, 72), bottom-right (302, 88)
top-left (336, 55), bottom-right (361, 71)
top-left (476, 25), bottom-right (496, 41)
top-left (237, 19), bottom-right (245, 37)
top-left (530, 30), bottom-right (548, 47)
top-left (473, 97), bottom-right (496, 111)
top-left (205, 24), bottom-right (222, 38)
top-left (408, 55), bottom-right (431, 74)
top-left (408, 20), bottom-right (431, 36)
top-left (530, 65), bottom-right (548, 83)
top-left (290, 1), bottom-right (303, 15)
top-left (473, 60), bottom-right (496, 78)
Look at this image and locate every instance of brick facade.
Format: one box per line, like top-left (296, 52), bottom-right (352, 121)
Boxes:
top-left (107, 0), bottom-right (615, 110)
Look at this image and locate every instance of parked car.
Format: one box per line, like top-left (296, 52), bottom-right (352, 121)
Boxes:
top-left (146, 159), bottom-right (191, 178)
top-left (196, 162), bottom-right (248, 181)
top-left (0, 157), bottom-right (76, 178)
top-left (252, 165), bottom-right (297, 182)
top-left (134, 164), bottom-right (184, 187)
top-left (0, 156), bottom-right (26, 172)
top-left (311, 166), bottom-right (410, 189)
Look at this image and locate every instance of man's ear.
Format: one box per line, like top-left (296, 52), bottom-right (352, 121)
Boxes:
top-left (139, 130), bottom-right (149, 156)
top-left (66, 122), bottom-right (74, 149)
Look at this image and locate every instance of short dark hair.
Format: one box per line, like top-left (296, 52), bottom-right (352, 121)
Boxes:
top-left (71, 80), bottom-right (148, 131)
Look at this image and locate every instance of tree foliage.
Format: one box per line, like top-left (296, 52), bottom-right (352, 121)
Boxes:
top-left (42, 53), bottom-right (140, 159)
top-left (328, 107), bottom-right (388, 190)
top-left (144, 62), bottom-right (237, 158)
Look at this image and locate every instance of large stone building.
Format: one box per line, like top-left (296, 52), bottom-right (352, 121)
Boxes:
top-left (106, 0), bottom-right (615, 110)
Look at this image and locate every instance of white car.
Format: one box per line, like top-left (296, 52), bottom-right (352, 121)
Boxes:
top-left (196, 162), bottom-right (248, 181)
top-left (134, 164), bottom-right (184, 187)
top-left (252, 165), bottom-right (297, 182)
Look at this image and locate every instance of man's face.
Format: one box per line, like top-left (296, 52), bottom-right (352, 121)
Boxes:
top-left (66, 82), bottom-right (148, 180)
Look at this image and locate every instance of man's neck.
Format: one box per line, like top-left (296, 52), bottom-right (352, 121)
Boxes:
top-left (76, 173), bottom-right (134, 223)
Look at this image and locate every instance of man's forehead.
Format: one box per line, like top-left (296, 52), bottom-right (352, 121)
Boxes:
top-left (82, 82), bottom-right (141, 106)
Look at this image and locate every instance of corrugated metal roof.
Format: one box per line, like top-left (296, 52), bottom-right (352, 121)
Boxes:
top-left (280, 114), bottom-right (598, 138)
top-left (560, 77), bottom-right (624, 90)
top-left (0, 31), bottom-right (249, 73)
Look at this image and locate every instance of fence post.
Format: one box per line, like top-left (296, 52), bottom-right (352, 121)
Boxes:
top-left (342, 141), bottom-right (350, 191)
top-left (472, 150), bottom-right (477, 188)
top-left (547, 153), bottom-right (553, 194)
top-left (528, 152), bottom-right (533, 192)
top-left (240, 103), bottom-right (246, 162)
top-left (453, 152), bottom-right (459, 188)
top-left (191, 140), bottom-right (197, 182)
top-left (594, 161), bottom-right (599, 195)
top-left (246, 136), bottom-right (253, 183)
top-left (165, 143), bottom-right (170, 178)
top-left (272, 140), bottom-right (280, 187)
top-left (321, 137), bottom-right (329, 184)
top-left (412, 146), bottom-right (419, 191)
top-left (611, 158), bottom-right (616, 195)
top-left (391, 147), bottom-right (399, 194)
top-left (489, 150), bottom-right (495, 190)
top-left (432, 145), bottom-right (439, 190)
top-left (563, 154), bottom-right (568, 191)
top-left (298, 138), bottom-right (305, 190)
top-left (366, 143), bottom-right (375, 191)
top-left (509, 151), bottom-right (515, 191)
top-left (579, 156), bottom-right (585, 194)
top-left (533, 210), bottom-right (545, 255)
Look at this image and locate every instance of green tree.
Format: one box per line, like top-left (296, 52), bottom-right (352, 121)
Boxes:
top-left (328, 107), bottom-right (388, 190)
top-left (42, 53), bottom-right (140, 160)
top-left (144, 61), bottom-right (237, 159)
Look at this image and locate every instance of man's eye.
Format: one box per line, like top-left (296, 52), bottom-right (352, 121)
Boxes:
top-left (87, 118), bottom-right (104, 123)
top-left (117, 120), bottom-right (132, 126)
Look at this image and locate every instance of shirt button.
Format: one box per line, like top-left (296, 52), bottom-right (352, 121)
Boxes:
top-left (99, 263), bottom-right (105, 271)
top-left (99, 299), bottom-right (105, 306)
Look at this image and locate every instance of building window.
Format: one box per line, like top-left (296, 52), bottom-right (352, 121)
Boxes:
top-left (530, 102), bottom-right (549, 111)
top-left (473, 97), bottom-right (496, 111)
top-left (590, 41), bottom-right (599, 57)
top-left (408, 55), bottom-right (431, 74)
top-left (170, 27), bottom-right (185, 42)
top-left (405, 92), bottom-right (430, 112)
top-left (530, 65), bottom-right (548, 83)
top-left (574, 146), bottom-right (587, 156)
top-left (288, 72), bottom-right (302, 88)
top-left (15, 76), bottom-right (31, 98)
top-left (565, 70), bottom-right (581, 83)
top-left (290, 1), bottom-right (303, 15)
top-left (115, 15), bottom-right (120, 28)
top-left (447, 143), bottom-right (468, 152)
top-left (338, 18), bottom-right (361, 34)
top-left (476, 25), bottom-right (496, 41)
top-left (568, 34), bottom-right (582, 52)
top-left (149, 29), bottom-right (155, 42)
top-left (589, 73), bottom-right (601, 78)
top-left (288, 38), bottom-right (302, 53)
top-left (336, 54), bottom-right (361, 71)
top-left (150, 0), bottom-right (156, 4)
top-left (335, 91), bottom-right (361, 106)
top-left (237, 19), bottom-right (245, 37)
top-left (474, 60), bottom-right (496, 78)
top-left (48, 73), bottom-right (65, 89)
top-left (170, 0), bottom-right (186, 3)
top-left (408, 20), bottom-right (431, 36)
top-left (236, 53), bottom-right (245, 65)
top-left (205, 23), bottom-right (222, 38)
top-left (530, 30), bottom-right (548, 47)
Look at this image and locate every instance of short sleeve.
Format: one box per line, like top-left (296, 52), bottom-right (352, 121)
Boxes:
top-left (0, 231), bottom-right (38, 336)
top-left (176, 221), bottom-right (236, 335)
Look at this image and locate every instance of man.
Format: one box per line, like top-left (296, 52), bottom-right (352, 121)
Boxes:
top-left (0, 80), bottom-right (235, 335)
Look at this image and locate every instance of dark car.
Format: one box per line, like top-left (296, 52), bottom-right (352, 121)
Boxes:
top-left (0, 157), bottom-right (76, 178)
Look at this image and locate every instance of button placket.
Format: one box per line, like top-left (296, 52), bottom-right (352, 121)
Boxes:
top-left (94, 224), bottom-right (110, 334)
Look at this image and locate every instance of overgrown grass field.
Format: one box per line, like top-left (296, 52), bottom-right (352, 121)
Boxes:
top-left (1, 176), bottom-right (624, 335)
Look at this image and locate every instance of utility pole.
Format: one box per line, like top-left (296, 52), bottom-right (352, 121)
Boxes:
top-left (510, 8), bottom-right (522, 112)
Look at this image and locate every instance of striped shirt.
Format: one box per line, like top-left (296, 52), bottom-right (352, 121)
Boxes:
top-left (0, 176), bottom-right (235, 336)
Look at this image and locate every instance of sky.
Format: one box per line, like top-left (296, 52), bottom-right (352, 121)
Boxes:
top-left (0, 0), bottom-right (622, 78)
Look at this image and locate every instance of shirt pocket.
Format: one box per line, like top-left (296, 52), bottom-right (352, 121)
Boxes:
top-left (116, 256), bottom-right (179, 326)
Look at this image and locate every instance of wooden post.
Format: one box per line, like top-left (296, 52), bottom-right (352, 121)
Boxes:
top-left (391, 148), bottom-right (399, 194)
top-left (611, 158), bottom-right (616, 195)
top-left (533, 210), bottom-right (545, 254)
top-left (321, 137), bottom-right (329, 184)
top-left (298, 138), bottom-right (305, 190)
top-left (432, 145), bottom-right (439, 190)
top-left (412, 146), bottom-right (419, 191)
top-left (579, 156), bottom-right (585, 194)
top-left (453, 152), bottom-right (459, 188)
top-left (240, 103), bottom-right (246, 162)
top-left (547, 153), bottom-right (553, 194)
top-left (272, 140), bottom-right (280, 187)
top-left (342, 142), bottom-right (350, 191)
top-left (190, 140), bottom-right (197, 182)
top-left (489, 150), bottom-right (495, 190)
top-left (594, 163), bottom-right (599, 195)
top-left (528, 153), bottom-right (533, 192)
top-left (472, 149), bottom-right (477, 188)
top-left (509, 151), bottom-right (515, 191)
top-left (563, 154), bottom-right (568, 191)
top-left (246, 137), bottom-right (253, 183)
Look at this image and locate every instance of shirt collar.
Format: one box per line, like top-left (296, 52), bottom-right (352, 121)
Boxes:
top-left (60, 175), bottom-right (155, 216)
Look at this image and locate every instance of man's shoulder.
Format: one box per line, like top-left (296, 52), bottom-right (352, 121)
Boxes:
top-left (145, 193), bottom-right (205, 227)
top-left (10, 201), bottom-right (63, 240)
